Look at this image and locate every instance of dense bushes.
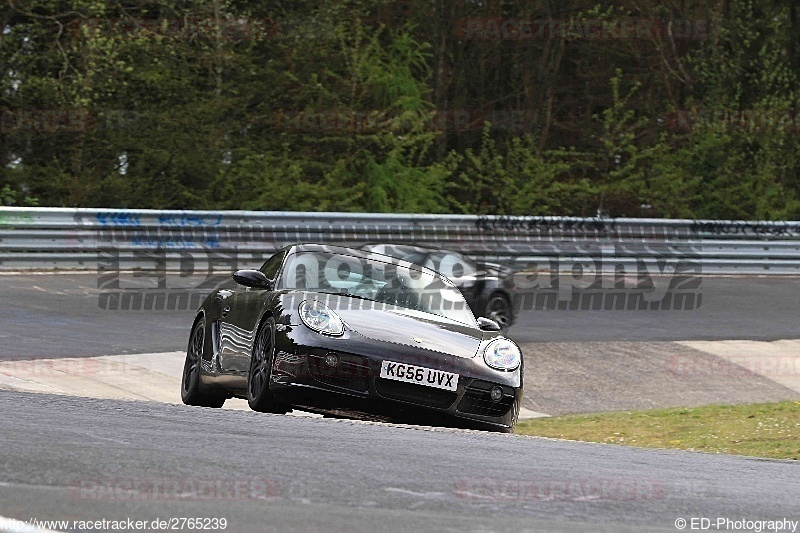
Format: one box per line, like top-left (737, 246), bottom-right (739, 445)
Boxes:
top-left (1, 0), bottom-right (799, 219)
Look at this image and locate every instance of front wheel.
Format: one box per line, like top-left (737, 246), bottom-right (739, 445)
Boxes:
top-left (494, 401), bottom-right (519, 434)
top-left (247, 317), bottom-right (288, 414)
top-left (181, 317), bottom-right (226, 408)
top-left (498, 415), bottom-right (518, 434)
top-left (485, 292), bottom-right (513, 333)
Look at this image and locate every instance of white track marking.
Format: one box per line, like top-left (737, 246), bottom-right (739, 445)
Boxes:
top-left (383, 487), bottom-right (448, 498)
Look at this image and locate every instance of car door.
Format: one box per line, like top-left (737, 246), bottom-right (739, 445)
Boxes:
top-left (218, 250), bottom-right (285, 373)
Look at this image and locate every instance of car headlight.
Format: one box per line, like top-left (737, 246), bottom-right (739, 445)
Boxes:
top-left (299, 300), bottom-right (344, 336)
top-left (483, 338), bottom-right (521, 371)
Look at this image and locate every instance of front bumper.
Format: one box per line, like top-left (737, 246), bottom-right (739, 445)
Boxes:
top-left (269, 324), bottom-right (522, 430)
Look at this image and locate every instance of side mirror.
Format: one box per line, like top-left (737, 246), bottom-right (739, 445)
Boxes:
top-left (477, 317), bottom-right (501, 331)
top-left (233, 269), bottom-right (274, 290)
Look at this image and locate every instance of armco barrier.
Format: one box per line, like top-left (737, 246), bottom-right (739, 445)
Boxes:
top-left (0, 207), bottom-right (799, 274)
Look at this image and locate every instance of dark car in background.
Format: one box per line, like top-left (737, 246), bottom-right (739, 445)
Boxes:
top-left (361, 244), bottom-right (516, 332)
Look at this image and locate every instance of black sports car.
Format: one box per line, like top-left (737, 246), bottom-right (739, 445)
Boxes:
top-left (181, 244), bottom-right (523, 432)
top-left (361, 244), bottom-right (516, 331)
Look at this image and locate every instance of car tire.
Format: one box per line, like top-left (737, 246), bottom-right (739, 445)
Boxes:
top-left (496, 403), bottom-right (519, 434)
top-left (485, 292), bottom-right (513, 332)
top-left (181, 317), bottom-right (226, 408)
top-left (247, 316), bottom-right (288, 414)
top-left (499, 416), bottom-right (517, 434)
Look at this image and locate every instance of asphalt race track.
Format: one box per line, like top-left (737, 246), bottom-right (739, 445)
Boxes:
top-left (1, 391), bottom-right (799, 533)
top-left (0, 273), bottom-right (799, 532)
top-left (0, 273), bottom-right (799, 358)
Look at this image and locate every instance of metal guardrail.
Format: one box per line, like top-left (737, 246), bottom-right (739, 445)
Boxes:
top-left (1, 207), bottom-right (799, 274)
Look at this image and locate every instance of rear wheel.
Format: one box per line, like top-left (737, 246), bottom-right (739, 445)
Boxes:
top-left (181, 317), bottom-right (226, 408)
top-left (247, 317), bottom-right (288, 414)
top-left (485, 292), bottom-right (513, 332)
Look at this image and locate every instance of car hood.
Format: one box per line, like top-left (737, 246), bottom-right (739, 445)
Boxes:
top-left (336, 306), bottom-right (483, 359)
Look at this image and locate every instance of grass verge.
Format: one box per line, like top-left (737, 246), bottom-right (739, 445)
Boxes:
top-left (515, 401), bottom-right (800, 460)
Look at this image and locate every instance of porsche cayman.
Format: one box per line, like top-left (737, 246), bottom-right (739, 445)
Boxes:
top-left (180, 244), bottom-right (523, 432)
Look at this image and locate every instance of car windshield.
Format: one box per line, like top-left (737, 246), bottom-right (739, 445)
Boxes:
top-left (362, 245), bottom-right (479, 283)
top-left (404, 252), bottom-right (478, 281)
top-left (278, 251), bottom-right (477, 327)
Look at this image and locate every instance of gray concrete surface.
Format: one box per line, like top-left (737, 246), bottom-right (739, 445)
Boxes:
top-left (1, 274), bottom-right (799, 532)
top-left (518, 340), bottom-right (799, 415)
top-left (1, 273), bottom-right (798, 419)
top-left (2, 343), bottom-right (798, 418)
top-left (0, 273), bottom-right (798, 359)
top-left (1, 392), bottom-right (798, 533)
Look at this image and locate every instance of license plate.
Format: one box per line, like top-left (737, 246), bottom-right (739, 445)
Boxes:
top-left (379, 361), bottom-right (458, 392)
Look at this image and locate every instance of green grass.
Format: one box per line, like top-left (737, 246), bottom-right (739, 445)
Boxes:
top-left (515, 401), bottom-right (800, 460)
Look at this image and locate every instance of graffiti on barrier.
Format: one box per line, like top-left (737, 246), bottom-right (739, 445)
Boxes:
top-left (0, 212), bottom-right (35, 225)
top-left (475, 215), bottom-right (618, 235)
top-left (131, 238), bottom-right (221, 249)
top-left (96, 212), bottom-right (141, 227)
top-left (157, 213), bottom-right (223, 227)
top-left (690, 220), bottom-right (800, 237)
top-left (92, 212), bottom-right (225, 228)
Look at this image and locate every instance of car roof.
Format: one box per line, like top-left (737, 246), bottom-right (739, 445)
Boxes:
top-left (290, 243), bottom-right (372, 257)
top-left (361, 243), bottom-right (441, 255)
top-left (286, 243), bottom-right (434, 271)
